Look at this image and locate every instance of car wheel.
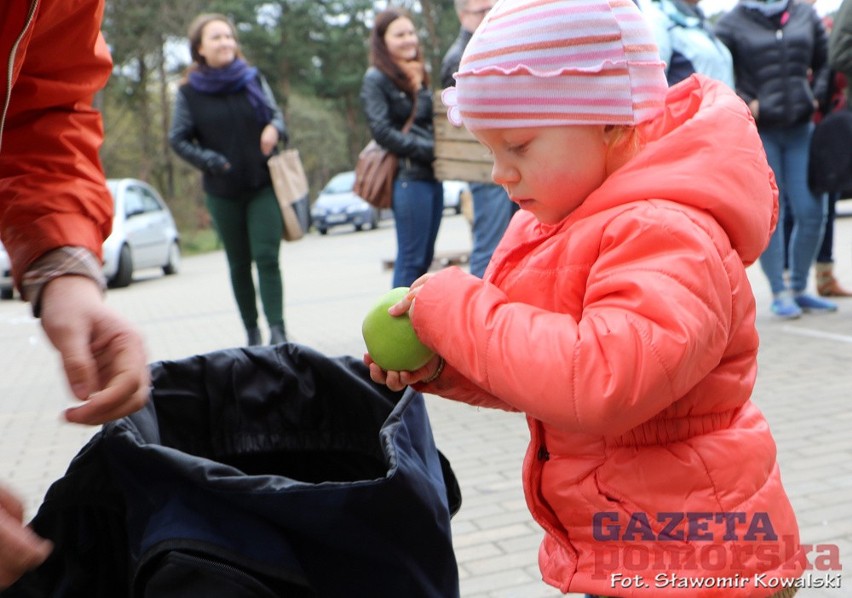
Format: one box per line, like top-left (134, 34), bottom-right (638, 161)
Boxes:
top-left (370, 209), bottom-right (380, 229)
top-left (0, 288), bottom-right (13, 300)
top-left (163, 241), bottom-right (180, 275)
top-left (355, 224), bottom-right (364, 232)
top-left (109, 244), bottom-right (133, 288)
top-left (317, 227), bottom-right (328, 235)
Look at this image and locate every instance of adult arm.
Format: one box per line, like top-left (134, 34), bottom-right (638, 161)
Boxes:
top-left (829, 0), bottom-right (852, 78)
top-left (715, 11), bottom-right (758, 106)
top-left (359, 69), bottom-right (433, 162)
top-left (167, 90), bottom-right (231, 173)
top-left (260, 75), bottom-right (288, 145)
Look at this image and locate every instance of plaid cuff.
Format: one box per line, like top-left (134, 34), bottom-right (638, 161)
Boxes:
top-left (22, 247), bottom-right (106, 317)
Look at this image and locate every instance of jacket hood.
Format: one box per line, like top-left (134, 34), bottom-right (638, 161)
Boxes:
top-left (570, 75), bottom-right (778, 267)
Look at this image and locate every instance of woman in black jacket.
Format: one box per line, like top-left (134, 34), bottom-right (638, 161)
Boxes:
top-left (360, 9), bottom-right (443, 288)
top-left (169, 13), bottom-right (288, 346)
top-left (716, 0), bottom-right (836, 318)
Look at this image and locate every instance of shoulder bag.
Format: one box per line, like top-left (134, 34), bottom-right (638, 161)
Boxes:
top-left (268, 147), bottom-right (308, 241)
top-left (354, 95), bottom-right (418, 210)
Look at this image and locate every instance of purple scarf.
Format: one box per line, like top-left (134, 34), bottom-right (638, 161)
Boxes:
top-left (188, 58), bottom-right (273, 125)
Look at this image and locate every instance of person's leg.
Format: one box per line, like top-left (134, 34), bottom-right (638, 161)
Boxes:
top-left (814, 192), bottom-right (852, 296)
top-left (246, 186), bottom-right (285, 340)
top-left (206, 192), bottom-right (260, 338)
top-left (757, 130), bottom-right (800, 317)
top-left (782, 197), bottom-right (793, 273)
top-left (425, 179), bottom-right (444, 270)
top-left (468, 182), bottom-right (518, 278)
top-left (392, 179), bottom-right (442, 288)
top-left (784, 123), bottom-right (836, 311)
top-left (816, 191), bottom-right (836, 264)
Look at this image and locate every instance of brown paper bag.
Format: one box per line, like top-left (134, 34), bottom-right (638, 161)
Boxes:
top-left (268, 149), bottom-right (308, 241)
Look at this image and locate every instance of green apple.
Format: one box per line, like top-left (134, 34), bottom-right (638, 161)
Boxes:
top-left (362, 286), bottom-right (435, 371)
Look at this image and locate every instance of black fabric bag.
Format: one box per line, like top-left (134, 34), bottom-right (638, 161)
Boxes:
top-left (809, 108), bottom-right (852, 195)
top-left (3, 344), bottom-right (461, 598)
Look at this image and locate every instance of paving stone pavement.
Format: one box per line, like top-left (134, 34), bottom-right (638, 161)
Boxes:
top-left (1, 206), bottom-right (850, 597)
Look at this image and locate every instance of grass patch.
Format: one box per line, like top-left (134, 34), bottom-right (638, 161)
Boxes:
top-left (180, 228), bottom-right (222, 256)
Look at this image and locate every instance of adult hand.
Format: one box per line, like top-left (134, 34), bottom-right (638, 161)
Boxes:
top-left (748, 99), bottom-right (760, 119)
top-left (40, 276), bottom-right (149, 425)
top-left (260, 124), bottom-right (279, 156)
top-left (0, 485), bottom-right (51, 589)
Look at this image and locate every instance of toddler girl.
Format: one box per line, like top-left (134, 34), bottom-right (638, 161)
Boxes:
top-left (366, 0), bottom-right (803, 595)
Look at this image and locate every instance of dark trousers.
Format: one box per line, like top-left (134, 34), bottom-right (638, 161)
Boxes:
top-left (206, 185), bottom-right (284, 331)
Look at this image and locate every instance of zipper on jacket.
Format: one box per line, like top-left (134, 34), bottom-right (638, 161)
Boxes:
top-left (1, 0), bottom-right (39, 154)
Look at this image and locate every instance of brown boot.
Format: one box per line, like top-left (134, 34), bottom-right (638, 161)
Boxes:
top-left (815, 262), bottom-right (852, 297)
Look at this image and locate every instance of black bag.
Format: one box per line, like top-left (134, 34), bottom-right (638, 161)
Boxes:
top-left (3, 344), bottom-right (461, 598)
top-left (809, 108), bottom-right (852, 195)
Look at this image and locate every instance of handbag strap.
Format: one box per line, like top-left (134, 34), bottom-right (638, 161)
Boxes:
top-left (401, 90), bottom-right (418, 134)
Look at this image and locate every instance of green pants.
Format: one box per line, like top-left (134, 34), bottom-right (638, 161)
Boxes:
top-left (206, 186), bottom-right (284, 331)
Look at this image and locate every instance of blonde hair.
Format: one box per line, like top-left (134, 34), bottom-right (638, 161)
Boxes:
top-left (604, 125), bottom-right (642, 174)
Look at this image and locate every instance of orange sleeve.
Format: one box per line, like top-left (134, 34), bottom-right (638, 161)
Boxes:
top-left (0, 0), bottom-right (113, 287)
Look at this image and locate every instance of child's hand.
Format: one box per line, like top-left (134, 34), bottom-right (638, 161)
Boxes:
top-left (387, 273), bottom-right (434, 319)
top-left (364, 353), bottom-right (443, 392)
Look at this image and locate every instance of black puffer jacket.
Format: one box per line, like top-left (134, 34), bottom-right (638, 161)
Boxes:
top-left (715, 0), bottom-right (829, 129)
top-left (360, 66), bottom-right (436, 182)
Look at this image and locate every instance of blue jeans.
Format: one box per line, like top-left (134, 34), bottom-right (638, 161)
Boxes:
top-left (392, 178), bottom-right (443, 288)
top-left (758, 123), bottom-right (827, 295)
top-left (468, 182), bottom-right (518, 278)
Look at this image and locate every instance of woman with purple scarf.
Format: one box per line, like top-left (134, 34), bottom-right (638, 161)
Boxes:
top-left (169, 13), bottom-right (289, 346)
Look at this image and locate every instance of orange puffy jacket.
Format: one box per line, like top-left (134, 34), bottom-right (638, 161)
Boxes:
top-left (0, 0), bottom-right (113, 288)
top-left (413, 76), bottom-right (803, 596)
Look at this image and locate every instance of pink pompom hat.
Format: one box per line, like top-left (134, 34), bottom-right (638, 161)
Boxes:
top-left (442, 0), bottom-right (668, 130)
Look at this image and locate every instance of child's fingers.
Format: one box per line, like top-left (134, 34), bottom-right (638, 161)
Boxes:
top-left (387, 296), bottom-right (413, 316)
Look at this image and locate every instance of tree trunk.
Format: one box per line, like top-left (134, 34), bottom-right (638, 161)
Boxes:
top-left (156, 40), bottom-right (174, 196)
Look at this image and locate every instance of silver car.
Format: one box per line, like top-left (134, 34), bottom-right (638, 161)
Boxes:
top-left (103, 178), bottom-right (180, 288)
top-left (311, 171), bottom-right (391, 235)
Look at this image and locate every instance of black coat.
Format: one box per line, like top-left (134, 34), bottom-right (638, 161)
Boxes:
top-left (715, 0), bottom-right (829, 129)
top-left (3, 344), bottom-right (461, 598)
top-left (169, 75), bottom-right (287, 200)
top-left (440, 28), bottom-right (473, 90)
top-left (359, 67), bottom-right (436, 182)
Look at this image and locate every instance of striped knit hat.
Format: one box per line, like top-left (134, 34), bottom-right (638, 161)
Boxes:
top-left (442, 0), bottom-right (668, 130)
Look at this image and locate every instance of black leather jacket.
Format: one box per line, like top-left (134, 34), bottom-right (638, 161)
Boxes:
top-left (359, 66), bottom-right (435, 182)
top-left (715, 0), bottom-right (829, 129)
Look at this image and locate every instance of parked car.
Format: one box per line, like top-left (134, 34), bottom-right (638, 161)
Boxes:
top-left (0, 241), bottom-right (12, 299)
top-left (442, 180), bottom-right (471, 215)
top-left (311, 171), bottom-right (390, 235)
top-left (103, 178), bottom-right (180, 288)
